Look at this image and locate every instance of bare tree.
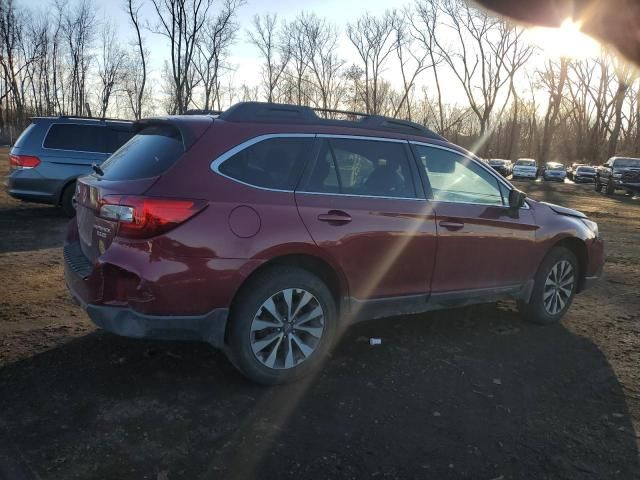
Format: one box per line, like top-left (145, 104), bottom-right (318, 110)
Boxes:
top-left (538, 58), bottom-right (569, 162)
top-left (194, 0), bottom-right (242, 111)
top-left (97, 23), bottom-right (127, 117)
top-left (150, 0), bottom-right (214, 113)
top-left (125, 0), bottom-right (146, 119)
top-left (347, 11), bottom-right (396, 114)
top-left (62, 0), bottom-right (96, 116)
top-left (433, 0), bottom-right (533, 148)
top-left (247, 13), bottom-right (290, 103)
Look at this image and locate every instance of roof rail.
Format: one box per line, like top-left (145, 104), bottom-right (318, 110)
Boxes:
top-left (218, 102), bottom-right (445, 140)
top-left (57, 115), bottom-right (132, 123)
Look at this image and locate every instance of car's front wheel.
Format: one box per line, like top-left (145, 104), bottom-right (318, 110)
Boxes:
top-left (605, 179), bottom-right (615, 195)
top-left (595, 177), bottom-right (603, 192)
top-left (518, 247), bottom-right (578, 325)
top-left (226, 267), bottom-right (337, 384)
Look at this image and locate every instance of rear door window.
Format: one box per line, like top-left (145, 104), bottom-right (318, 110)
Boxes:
top-left (303, 138), bottom-right (417, 198)
top-left (218, 137), bottom-right (314, 190)
top-left (100, 125), bottom-right (184, 180)
top-left (43, 124), bottom-right (107, 153)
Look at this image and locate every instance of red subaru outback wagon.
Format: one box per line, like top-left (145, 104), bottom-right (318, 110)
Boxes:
top-left (64, 102), bottom-right (604, 384)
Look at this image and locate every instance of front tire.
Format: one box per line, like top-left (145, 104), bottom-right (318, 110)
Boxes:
top-left (226, 267), bottom-right (337, 385)
top-left (605, 180), bottom-right (615, 195)
top-left (518, 247), bottom-right (578, 325)
top-left (595, 178), bottom-right (603, 192)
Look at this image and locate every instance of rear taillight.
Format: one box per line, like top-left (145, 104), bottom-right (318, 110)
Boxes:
top-left (98, 195), bottom-right (207, 239)
top-left (9, 154), bottom-right (40, 169)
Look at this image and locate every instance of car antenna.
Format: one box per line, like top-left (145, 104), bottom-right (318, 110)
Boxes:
top-left (92, 163), bottom-right (104, 176)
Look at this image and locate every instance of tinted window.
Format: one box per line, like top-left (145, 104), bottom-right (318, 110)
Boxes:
top-left (13, 123), bottom-right (35, 148)
top-left (614, 158), bottom-right (640, 168)
top-left (415, 145), bottom-right (505, 206)
top-left (43, 124), bottom-right (108, 152)
top-left (219, 137), bottom-right (314, 190)
top-left (100, 125), bottom-right (184, 180)
top-left (106, 128), bottom-right (135, 153)
top-left (516, 159), bottom-right (536, 167)
top-left (577, 166), bottom-right (595, 173)
top-left (305, 139), bottom-right (416, 198)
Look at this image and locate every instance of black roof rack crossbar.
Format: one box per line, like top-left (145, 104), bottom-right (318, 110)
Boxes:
top-left (184, 109), bottom-right (223, 116)
top-left (218, 102), bottom-right (445, 140)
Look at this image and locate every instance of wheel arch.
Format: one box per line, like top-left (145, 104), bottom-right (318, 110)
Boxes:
top-left (224, 253), bottom-right (348, 343)
top-left (549, 236), bottom-right (588, 292)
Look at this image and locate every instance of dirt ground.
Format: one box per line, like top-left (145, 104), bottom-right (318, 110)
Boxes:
top-left (1, 147), bottom-right (639, 479)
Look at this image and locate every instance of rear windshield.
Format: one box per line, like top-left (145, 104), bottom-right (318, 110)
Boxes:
top-left (489, 159), bottom-right (505, 165)
top-left (547, 163), bottom-right (564, 170)
top-left (100, 125), bottom-right (184, 180)
top-left (615, 158), bottom-right (640, 168)
top-left (516, 160), bottom-right (536, 167)
top-left (13, 123), bottom-right (35, 148)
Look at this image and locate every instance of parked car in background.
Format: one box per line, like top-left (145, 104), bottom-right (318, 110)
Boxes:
top-left (512, 158), bottom-right (538, 179)
top-left (6, 117), bottom-right (134, 216)
top-left (573, 165), bottom-right (597, 183)
top-left (488, 159), bottom-right (512, 177)
top-left (543, 162), bottom-right (567, 182)
top-left (596, 156), bottom-right (640, 195)
top-left (567, 162), bottom-right (584, 180)
top-left (64, 102), bottom-right (604, 384)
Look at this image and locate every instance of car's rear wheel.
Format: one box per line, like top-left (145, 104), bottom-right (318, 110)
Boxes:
top-left (518, 247), bottom-right (578, 325)
top-left (595, 178), bottom-right (603, 192)
top-left (226, 267), bottom-right (336, 384)
top-left (60, 181), bottom-right (76, 218)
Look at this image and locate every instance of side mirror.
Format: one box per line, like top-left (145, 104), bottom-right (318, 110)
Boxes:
top-left (509, 189), bottom-right (526, 210)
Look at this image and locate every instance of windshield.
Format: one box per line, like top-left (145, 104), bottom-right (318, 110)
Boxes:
top-left (615, 158), bottom-right (640, 168)
top-left (577, 166), bottom-right (595, 173)
top-left (489, 159), bottom-right (504, 165)
top-left (547, 163), bottom-right (564, 170)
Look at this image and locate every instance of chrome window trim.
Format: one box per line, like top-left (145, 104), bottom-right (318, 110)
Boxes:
top-left (316, 133), bottom-right (407, 143)
top-left (409, 141), bottom-right (531, 210)
top-left (41, 123), bottom-right (113, 155)
top-left (210, 133), bottom-right (418, 198)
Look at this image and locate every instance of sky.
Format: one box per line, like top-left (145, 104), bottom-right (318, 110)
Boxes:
top-left (19, 0), bottom-right (605, 110)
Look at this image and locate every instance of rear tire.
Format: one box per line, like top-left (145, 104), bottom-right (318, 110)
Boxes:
top-left (518, 247), bottom-right (578, 325)
top-left (226, 267), bottom-right (337, 385)
top-left (60, 182), bottom-right (76, 218)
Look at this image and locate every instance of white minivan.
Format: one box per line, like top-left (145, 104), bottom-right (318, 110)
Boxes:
top-left (513, 158), bottom-right (538, 179)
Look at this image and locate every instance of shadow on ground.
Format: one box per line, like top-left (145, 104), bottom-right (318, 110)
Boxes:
top-left (0, 305), bottom-right (637, 479)
top-left (0, 204), bottom-right (66, 254)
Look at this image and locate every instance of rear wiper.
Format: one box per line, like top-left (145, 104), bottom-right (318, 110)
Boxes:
top-left (92, 163), bottom-right (104, 176)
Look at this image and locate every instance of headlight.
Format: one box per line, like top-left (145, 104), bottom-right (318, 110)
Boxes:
top-left (581, 218), bottom-right (599, 238)
top-left (613, 173), bottom-right (622, 178)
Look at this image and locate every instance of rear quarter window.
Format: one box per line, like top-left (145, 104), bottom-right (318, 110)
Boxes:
top-left (100, 125), bottom-right (184, 181)
top-left (43, 124), bottom-right (109, 153)
top-left (12, 123), bottom-right (36, 148)
top-left (218, 137), bottom-right (314, 190)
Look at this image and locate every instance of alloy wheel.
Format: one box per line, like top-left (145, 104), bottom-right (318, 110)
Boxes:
top-left (250, 288), bottom-right (325, 369)
top-left (543, 260), bottom-right (575, 315)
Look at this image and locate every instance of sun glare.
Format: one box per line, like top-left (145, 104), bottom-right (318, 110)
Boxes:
top-left (529, 18), bottom-right (601, 59)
